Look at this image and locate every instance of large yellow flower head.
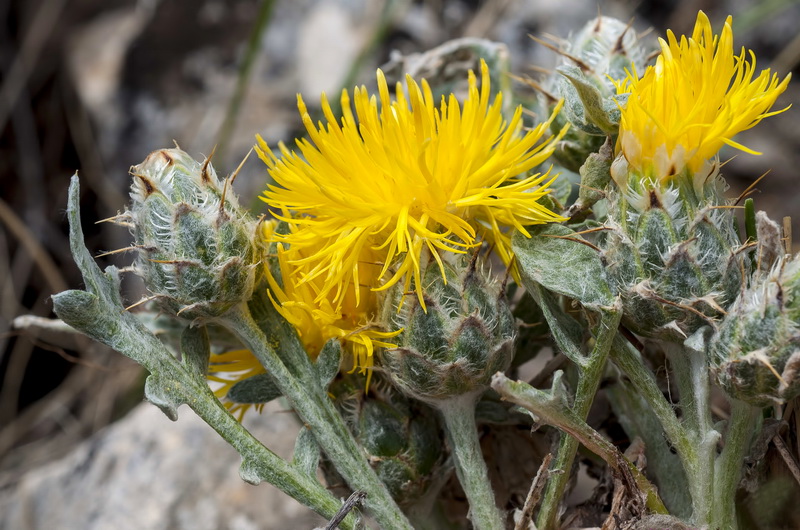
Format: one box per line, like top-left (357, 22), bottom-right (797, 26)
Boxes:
top-left (614, 11), bottom-right (790, 186)
top-left (256, 59), bottom-right (567, 309)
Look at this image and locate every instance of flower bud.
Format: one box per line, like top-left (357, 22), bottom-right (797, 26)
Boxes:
top-left (545, 16), bottom-right (647, 171)
top-left (379, 252), bottom-right (515, 403)
top-left (711, 254), bottom-right (800, 406)
top-left (323, 374), bottom-right (444, 506)
top-left (127, 148), bottom-right (260, 321)
top-left (602, 175), bottom-right (746, 341)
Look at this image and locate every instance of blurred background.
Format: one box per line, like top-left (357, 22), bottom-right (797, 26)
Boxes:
top-left (0, 0), bottom-right (798, 528)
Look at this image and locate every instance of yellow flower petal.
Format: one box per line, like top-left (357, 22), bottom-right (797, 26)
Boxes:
top-left (257, 59), bottom-right (567, 310)
top-left (615, 11), bottom-right (790, 184)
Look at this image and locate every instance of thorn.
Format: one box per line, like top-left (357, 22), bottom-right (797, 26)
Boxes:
top-left (230, 147), bottom-right (253, 186)
top-left (783, 217), bottom-right (792, 255)
top-left (508, 73), bottom-right (558, 102)
top-left (526, 64), bottom-right (554, 76)
top-left (96, 245), bottom-right (146, 258)
top-left (696, 295), bottom-right (727, 315)
top-left (541, 234), bottom-right (602, 253)
top-left (201, 145), bottom-right (218, 184)
top-left (733, 240), bottom-right (759, 259)
top-left (95, 213), bottom-right (131, 225)
top-left (172, 139), bottom-right (181, 149)
top-left (637, 26), bottom-right (654, 41)
top-left (614, 18), bottom-right (637, 53)
top-left (734, 170), bottom-right (770, 206)
top-left (529, 34), bottom-right (592, 71)
top-left (644, 291), bottom-right (717, 324)
top-left (148, 259), bottom-right (190, 265)
top-left (644, 48), bottom-right (660, 64)
top-left (218, 151), bottom-right (249, 218)
top-left (569, 225), bottom-right (612, 236)
top-left (706, 205), bottom-right (745, 210)
top-left (125, 295), bottom-right (158, 312)
top-left (755, 352), bottom-right (786, 385)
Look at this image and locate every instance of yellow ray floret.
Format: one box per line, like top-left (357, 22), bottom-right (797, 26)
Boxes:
top-left (257, 59), bottom-right (567, 309)
top-left (208, 348), bottom-right (267, 421)
top-left (615, 10), bottom-right (790, 183)
top-left (266, 238), bottom-right (400, 389)
top-left (209, 222), bottom-right (396, 417)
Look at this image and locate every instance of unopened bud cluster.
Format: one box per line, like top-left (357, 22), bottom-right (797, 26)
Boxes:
top-left (601, 175), bottom-right (746, 341)
top-left (324, 374), bottom-right (444, 506)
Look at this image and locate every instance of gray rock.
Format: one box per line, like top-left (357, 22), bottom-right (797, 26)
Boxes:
top-left (0, 402), bottom-right (327, 530)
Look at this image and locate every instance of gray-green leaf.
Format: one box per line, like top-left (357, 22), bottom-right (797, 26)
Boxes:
top-left (512, 224), bottom-right (615, 310)
top-left (227, 373), bottom-right (283, 404)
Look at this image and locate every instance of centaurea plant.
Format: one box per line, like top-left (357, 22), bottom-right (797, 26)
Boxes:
top-left (52, 11), bottom-right (795, 530)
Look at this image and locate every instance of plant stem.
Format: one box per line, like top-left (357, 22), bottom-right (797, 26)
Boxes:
top-left (437, 393), bottom-right (505, 530)
top-left (609, 334), bottom-right (693, 458)
top-left (714, 400), bottom-right (760, 529)
top-left (665, 338), bottom-right (719, 527)
top-left (536, 308), bottom-right (621, 529)
top-left (222, 304), bottom-right (413, 530)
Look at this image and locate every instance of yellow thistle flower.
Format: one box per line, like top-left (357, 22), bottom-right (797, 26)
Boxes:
top-left (256, 59), bottom-right (567, 309)
top-left (614, 11), bottom-right (790, 186)
top-left (266, 237), bottom-right (400, 389)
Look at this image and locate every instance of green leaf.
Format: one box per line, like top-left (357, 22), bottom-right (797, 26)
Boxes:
top-left (558, 65), bottom-right (619, 135)
top-left (513, 224), bottom-right (615, 309)
top-left (315, 339), bottom-right (342, 388)
top-left (227, 373), bottom-right (282, 404)
top-left (144, 374), bottom-right (185, 421)
top-left (292, 426), bottom-right (321, 477)
top-left (530, 283), bottom-right (586, 367)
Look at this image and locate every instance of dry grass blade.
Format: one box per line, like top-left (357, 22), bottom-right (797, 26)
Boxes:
top-left (0, 197), bottom-right (68, 293)
top-left (772, 434), bottom-right (800, 487)
top-left (515, 452), bottom-right (554, 530)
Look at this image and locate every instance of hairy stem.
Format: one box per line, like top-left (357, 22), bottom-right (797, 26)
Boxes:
top-left (437, 393), bottom-right (505, 530)
top-left (666, 337), bottom-right (719, 527)
top-left (536, 308), bottom-right (622, 529)
top-left (714, 400), bottom-right (760, 529)
top-left (222, 304), bottom-right (413, 530)
top-left (610, 334), bottom-right (692, 456)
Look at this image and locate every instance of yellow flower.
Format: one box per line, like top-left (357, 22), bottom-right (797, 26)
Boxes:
top-left (256, 59), bottom-right (567, 310)
top-left (266, 234), bottom-right (400, 389)
top-left (614, 11), bottom-right (790, 185)
top-left (209, 222), bottom-right (397, 417)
